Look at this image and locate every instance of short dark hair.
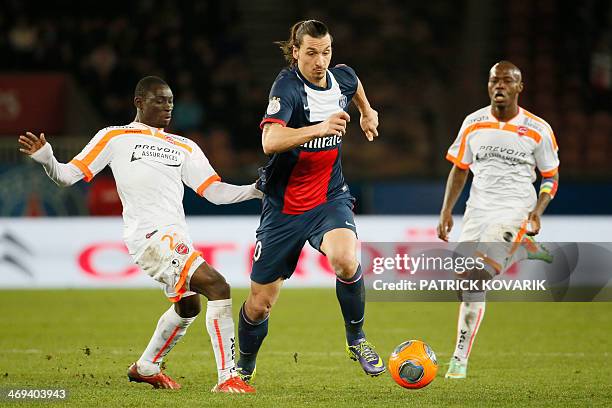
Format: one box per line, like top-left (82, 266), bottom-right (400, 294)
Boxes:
top-left (275, 20), bottom-right (332, 66)
top-left (134, 76), bottom-right (168, 98)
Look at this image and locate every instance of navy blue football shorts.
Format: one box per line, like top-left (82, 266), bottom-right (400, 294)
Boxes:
top-left (250, 199), bottom-right (357, 284)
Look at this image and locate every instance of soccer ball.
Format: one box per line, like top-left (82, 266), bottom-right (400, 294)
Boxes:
top-left (388, 340), bottom-right (438, 389)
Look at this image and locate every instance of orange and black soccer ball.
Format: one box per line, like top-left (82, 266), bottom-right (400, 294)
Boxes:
top-left (388, 340), bottom-right (438, 389)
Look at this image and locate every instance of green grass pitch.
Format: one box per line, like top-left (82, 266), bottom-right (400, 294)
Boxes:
top-left (1, 289), bottom-right (611, 407)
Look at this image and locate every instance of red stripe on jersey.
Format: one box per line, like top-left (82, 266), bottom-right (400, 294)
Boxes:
top-left (282, 149), bottom-right (338, 214)
top-left (260, 118), bottom-right (287, 129)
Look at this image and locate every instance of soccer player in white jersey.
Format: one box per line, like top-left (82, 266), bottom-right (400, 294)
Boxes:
top-left (437, 61), bottom-right (560, 379)
top-left (18, 76), bottom-right (260, 393)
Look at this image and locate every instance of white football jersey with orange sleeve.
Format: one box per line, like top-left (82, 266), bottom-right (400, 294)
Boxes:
top-left (69, 122), bottom-right (219, 253)
top-left (446, 106), bottom-right (559, 214)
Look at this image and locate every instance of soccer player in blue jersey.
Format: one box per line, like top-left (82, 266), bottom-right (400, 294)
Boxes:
top-left (236, 20), bottom-right (384, 381)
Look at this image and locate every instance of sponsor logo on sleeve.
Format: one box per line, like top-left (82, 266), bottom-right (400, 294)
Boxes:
top-left (266, 97), bottom-right (281, 115)
top-left (523, 117), bottom-right (544, 133)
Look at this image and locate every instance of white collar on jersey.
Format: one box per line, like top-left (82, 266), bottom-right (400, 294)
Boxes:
top-left (130, 121), bottom-right (164, 132)
top-left (489, 107), bottom-right (522, 125)
top-left (295, 67), bottom-right (333, 91)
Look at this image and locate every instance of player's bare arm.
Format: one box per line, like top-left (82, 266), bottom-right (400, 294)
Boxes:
top-left (18, 131), bottom-right (47, 155)
top-left (527, 171), bottom-right (559, 235)
top-left (437, 165), bottom-right (469, 241)
top-left (352, 79), bottom-right (379, 141)
top-left (261, 111), bottom-right (350, 154)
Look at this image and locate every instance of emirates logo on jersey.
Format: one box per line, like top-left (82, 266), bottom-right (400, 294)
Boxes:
top-left (301, 134), bottom-right (342, 149)
top-left (175, 243), bottom-right (189, 255)
top-left (165, 136), bottom-right (175, 144)
top-left (517, 126), bottom-right (529, 136)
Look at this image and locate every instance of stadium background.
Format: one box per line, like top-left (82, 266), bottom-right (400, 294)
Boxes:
top-left (1, 0), bottom-right (611, 218)
top-left (0, 2), bottom-right (611, 407)
top-left (1, 0), bottom-right (611, 288)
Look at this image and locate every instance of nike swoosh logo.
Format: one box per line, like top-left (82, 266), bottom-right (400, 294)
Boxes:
top-left (303, 104), bottom-right (309, 110)
top-left (350, 316), bottom-right (364, 324)
top-left (345, 221), bottom-right (356, 228)
top-left (372, 359), bottom-right (384, 368)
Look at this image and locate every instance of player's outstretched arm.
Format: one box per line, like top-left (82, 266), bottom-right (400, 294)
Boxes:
top-left (202, 181), bottom-right (263, 205)
top-left (437, 165), bottom-right (469, 241)
top-left (18, 132), bottom-right (83, 187)
top-left (352, 79), bottom-right (379, 142)
top-left (262, 111), bottom-right (350, 154)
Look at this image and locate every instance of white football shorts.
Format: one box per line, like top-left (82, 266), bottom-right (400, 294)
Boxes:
top-left (458, 207), bottom-right (531, 275)
top-left (132, 227), bottom-right (204, 302)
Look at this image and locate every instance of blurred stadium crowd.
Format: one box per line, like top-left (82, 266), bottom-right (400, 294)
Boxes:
top-left (499, 1), bottom-right (612, 175)
top-left (0, 0), bottom-right (610, 216)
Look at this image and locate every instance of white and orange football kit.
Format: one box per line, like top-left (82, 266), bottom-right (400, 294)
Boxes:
top-left (446, 107), bottom-right (560, 273)
top-left (32, 121), bottom-right (261, 301)
top-left (30, 121), bottom-right (260, 388)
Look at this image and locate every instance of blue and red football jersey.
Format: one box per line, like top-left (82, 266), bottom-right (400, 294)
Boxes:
top-left (258, 65), bottom-right (358, 214)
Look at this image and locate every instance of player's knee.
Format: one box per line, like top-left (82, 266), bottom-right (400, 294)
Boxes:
top-left (205, 272), bottom-right (230, 298)
top-left (174, 295), bottom-right (202, 318)
top-left (456, 266), bottom-right (490, 302)
top-left (246, 294), bottom-right (273, 322)
top-left (328, 251), bottom-right (358, 280)
top-left (190, 263), bottom-right (230, 300)
top-left (460, 290), bottom-right (486, 303)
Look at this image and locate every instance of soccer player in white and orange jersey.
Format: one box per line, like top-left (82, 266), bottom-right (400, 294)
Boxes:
top-left (18, 76), bottom-right (259, 393)
top-left (437, 61), bottom-right (560, 378)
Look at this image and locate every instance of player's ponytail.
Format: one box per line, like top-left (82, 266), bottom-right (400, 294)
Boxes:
top-left (275, 20), bottom-right (332, 66)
